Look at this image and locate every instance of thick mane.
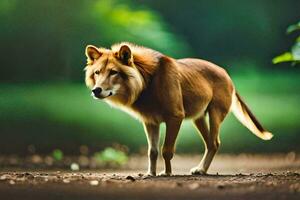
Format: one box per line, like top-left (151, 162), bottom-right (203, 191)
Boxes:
top-left (111, 42), bottom-right (163, 84)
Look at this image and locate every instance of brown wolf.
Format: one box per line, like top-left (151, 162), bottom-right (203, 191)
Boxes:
top-left (84, 42), bottom-right (273, 176)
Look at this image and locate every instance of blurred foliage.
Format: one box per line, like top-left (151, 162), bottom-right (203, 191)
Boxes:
top-left (52, 149), bottom-right (64, 161)
top-left (1, 0), bottom-right (299, 82)
top-left (93, 147), bottom-right (128, 166)
top-left (0, 0), bottom-right (299, 154)
top-left (91, 0), bottom-right (191, 56)
top-left (135, 0), bottom-right (300, 69)
top-left (273, 21), bottom-right (300, 65)
top-left (0, 0), bottom-right (190, 82)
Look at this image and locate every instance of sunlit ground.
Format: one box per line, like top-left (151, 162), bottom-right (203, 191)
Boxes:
top-left (0, 154), bottom-right (299, 200)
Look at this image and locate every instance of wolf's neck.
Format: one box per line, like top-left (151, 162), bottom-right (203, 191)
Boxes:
top-left (132, 50), bottom-right (161, 83)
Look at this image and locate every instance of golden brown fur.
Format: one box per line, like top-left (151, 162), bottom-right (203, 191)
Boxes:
top-left (84, 42), bottom-right (273, 176)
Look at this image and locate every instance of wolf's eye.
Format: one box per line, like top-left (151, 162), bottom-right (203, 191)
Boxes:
top-left (110, 70), bottom-right (119, 76)
top-left (94, 70), bottom-right (100, 75)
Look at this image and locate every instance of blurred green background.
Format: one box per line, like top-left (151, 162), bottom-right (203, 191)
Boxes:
top-left (0, 0), bottom-right (299, 155)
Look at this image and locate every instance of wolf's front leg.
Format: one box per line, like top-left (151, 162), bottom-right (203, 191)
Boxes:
top-left (143, 123), bottom-right (160, 176)
top-left (159, 116), bottom-right (183, 176)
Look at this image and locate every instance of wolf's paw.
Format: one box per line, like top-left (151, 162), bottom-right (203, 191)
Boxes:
top-left (144, 171), bottom-right (156, 177)
top-left (158, 171), bottom-right (172, 177)
top-left (190, 167), bottom-right (207, 175)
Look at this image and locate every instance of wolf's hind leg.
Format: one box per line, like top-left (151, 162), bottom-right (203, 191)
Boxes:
top-left (143, 123), bottom-right (160, 176)
top-left (191, 107), bottom-right (225, 175)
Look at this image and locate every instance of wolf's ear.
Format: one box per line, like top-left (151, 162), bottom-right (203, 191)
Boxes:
top-left (118, 45), bottom-right (132, 65)
top-left (85, 45), bottom-right (102, 64)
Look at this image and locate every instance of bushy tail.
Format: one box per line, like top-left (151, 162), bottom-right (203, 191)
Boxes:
top-left (231, 91), bottom-right (273, 140)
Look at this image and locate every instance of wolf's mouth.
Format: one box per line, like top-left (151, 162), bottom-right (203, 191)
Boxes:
top-left (91, 91), bottom-right (113, 99)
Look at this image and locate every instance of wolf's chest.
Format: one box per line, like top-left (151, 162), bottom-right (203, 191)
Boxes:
top-left (106, 100), bottom-right (163, 124)
top-left (126, 105), bottom-right (163, 124)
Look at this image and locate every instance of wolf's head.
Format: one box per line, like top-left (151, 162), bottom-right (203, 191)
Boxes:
top-left (84, 44), bottom-right (145, 105)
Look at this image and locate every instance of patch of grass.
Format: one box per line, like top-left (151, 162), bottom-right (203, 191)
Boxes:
top-left (52, 149), bottom-right (63, 161)
top-left (93, 147), bottom-right (128, 167)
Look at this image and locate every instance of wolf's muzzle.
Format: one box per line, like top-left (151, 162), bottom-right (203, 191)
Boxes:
top-left (92, 87), bottom-right (102, 98)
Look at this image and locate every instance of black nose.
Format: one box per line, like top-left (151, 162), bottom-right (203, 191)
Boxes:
top-left (92, 87), bottom-right (102, 97)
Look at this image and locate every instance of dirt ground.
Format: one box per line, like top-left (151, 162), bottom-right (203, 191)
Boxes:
top-left (0, 154), bottom-right (299, 200)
